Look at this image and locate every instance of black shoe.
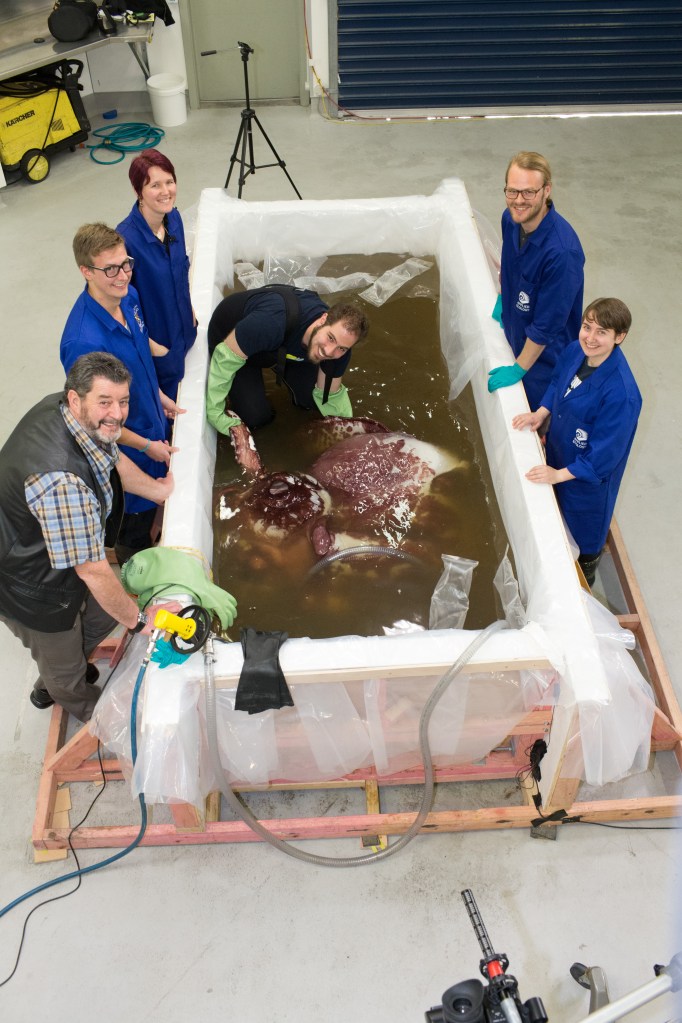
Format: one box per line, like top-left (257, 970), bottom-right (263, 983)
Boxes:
top-left (30, 686), bottom-right (55, 710)
top-left (85, 663), bottom-right (100, 685)
top-left (30, 663), bottom-right (101, 710)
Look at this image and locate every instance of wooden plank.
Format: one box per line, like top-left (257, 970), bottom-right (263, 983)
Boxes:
top-left (650, 706), bottom-right (682, 750)
top-left (170, 802), bottom-right (206, 832)
top-left (237, 748), bottom-right (547, 791)
top-left (54, 760), bottom-right (124, 784)
top-left (34, 787), bottom-right (71, 862)
top-left (32, 704), bottom-right (68, 850)
top-left (538, 703), bottom-right (578, 808)
top-left (45, 720), bottom-right (100, 774)
top-left (213, 657), bottom-right (554, 688)
top-left (205, 791), bottom-right (221, 823)
top-left (608, 519), bottom-right (682, 768)
top-left (544, 775), bottom-right (581, 814)
top-left (362, 779), bottom-right (387, 850)
top-left (37, 793), bottom-right (682, 849)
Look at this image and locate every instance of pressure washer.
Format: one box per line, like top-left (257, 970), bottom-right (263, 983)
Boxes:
top-left (0, 58), bottom-right (90, 184)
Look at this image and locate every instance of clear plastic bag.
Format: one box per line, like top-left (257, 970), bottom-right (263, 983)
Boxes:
top-left (234, 261), bottom-right (265, 289)
top-left (429, 555), bottom-right (478, 630)
top-left (359, 257), bottom-right (433, 307)
top-left (263, 254), bottom-right (325, 285)
top-left (493, 547), bottom-right (526, 629)
top-left (293, 272), bottom-right (376, 294)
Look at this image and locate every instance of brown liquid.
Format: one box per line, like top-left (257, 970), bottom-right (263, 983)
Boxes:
top-left (212, 255), bottom-right (508, 639)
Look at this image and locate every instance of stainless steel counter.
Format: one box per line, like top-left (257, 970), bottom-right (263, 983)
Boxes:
top-left (0, 9), bottom-right (154, 82)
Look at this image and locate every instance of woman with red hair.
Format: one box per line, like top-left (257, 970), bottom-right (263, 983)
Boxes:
top-left (117, 149), bottom-right (196, 400)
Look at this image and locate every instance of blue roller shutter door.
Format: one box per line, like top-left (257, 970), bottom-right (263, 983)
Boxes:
top-left (336, 1), bottom-right (682, 108)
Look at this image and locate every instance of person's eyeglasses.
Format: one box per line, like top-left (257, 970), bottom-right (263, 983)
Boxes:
top-left (503, 186), bottom-right (545, 200)
top-left (87, 257), bottom-right (135, 278)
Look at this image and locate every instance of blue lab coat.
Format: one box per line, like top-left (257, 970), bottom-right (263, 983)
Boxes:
top-left (117, 204), bottom-right (196, 400)
top-left (60, 286), bottom-right (167, 514)
top-left (542, 341), bottom-right (642, 553)
top-left (501, 204), bottom-right (585, 409)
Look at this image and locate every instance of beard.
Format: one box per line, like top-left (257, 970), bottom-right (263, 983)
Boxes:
top-left (508, 194), bottom-right (547, 227)
top-left (305, 323), bottom-right (325, 364)
top-left (81, 414), bottom-right (123, 446)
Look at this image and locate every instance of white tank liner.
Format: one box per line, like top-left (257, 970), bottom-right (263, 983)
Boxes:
top-left (92, 179), bottom-right (654, 806)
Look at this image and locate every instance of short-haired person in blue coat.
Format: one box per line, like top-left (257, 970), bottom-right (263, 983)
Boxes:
top-left (512, 298), bottom-right (642, 586)
top-left (61, 223), bottom-right (184, 564)
top-left (489, 151), bottom-right (585, 410)
top-left (116, 149), bottom-right (197, 401)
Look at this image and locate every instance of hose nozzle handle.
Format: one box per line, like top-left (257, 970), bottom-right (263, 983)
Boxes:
top-left (153, 609), bottom-right (197, 640)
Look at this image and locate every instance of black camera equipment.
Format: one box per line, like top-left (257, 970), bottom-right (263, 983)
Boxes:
top-left (425, 890), bottom-right (547, 1023)
top-left (200, 40), bottom-right (301, 199)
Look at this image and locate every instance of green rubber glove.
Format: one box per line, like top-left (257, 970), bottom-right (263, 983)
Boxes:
top-left (492, 293), bottom-right (503, 326)
top-left (487, 363), bottom-right (527, 392)
top-left (312, 383), bottom-right (353, 418)
top-left (206, 344), bottom-right (245, 435)
top-left (151, 638), bottom-right (190, 669)
top-left (121, 548), bottom-right (237, 630)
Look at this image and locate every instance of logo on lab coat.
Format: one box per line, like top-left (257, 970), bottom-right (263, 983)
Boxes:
top-left (516, 290), bottom-right (530, 312)
top-left (133, 305), bottom-right (145, 333)
top-left (573, 428), bottom-right (588, 449)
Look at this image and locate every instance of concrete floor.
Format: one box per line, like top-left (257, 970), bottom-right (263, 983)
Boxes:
top-left (0, 97), bottom-right (681, 1021)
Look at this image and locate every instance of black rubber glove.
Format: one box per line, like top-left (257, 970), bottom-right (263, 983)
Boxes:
top-left (234, 629), bottom-right (293, 714)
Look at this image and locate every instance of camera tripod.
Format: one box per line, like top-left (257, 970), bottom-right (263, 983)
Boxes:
top-left (426, 890), bottom-right (682, 1022)
top-left (201, 41), bottom-right (301, 199)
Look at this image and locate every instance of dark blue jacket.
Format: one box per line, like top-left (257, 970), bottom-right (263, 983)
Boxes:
top-left (117, 204), bottom-right (196, 401)
top-left (501, 204), bottom-right (585, 409)
top-left (60, 286), bottom-right (167, 515)
top-left (543, 341), bottom-right (642, 553)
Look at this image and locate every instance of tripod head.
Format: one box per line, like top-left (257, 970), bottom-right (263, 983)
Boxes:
top-left (238, 41), bottom-right (254, 61)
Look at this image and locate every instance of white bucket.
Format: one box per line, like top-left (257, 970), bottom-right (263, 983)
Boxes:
top-left (146, 73), bottom-right (187, 128)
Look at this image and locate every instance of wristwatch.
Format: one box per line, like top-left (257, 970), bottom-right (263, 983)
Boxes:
top-left (130, 610), bottom-right (148, 634)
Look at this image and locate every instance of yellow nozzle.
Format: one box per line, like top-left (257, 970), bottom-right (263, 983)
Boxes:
top-left (153, 609), bottom-right (197, 640)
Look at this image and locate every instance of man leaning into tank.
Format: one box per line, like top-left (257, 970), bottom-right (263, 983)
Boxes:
top-left (205, 285), bottom-right (370, 436)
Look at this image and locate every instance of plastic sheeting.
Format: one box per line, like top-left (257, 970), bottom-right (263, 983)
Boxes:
top-left (92, 632), bottom-right (556, 802)
top-left (91, 180), bottom-right (656, 804)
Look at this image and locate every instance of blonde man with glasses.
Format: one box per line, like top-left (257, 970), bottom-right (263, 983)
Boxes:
top-left (489, 152), bottom-right (585, 410)
top-left (60, 223), bottom-right (182, 564)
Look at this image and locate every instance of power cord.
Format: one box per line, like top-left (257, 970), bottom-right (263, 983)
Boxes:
top-left (515, 739), bottom-right (547, 811)
top-left (517, 741), bottom-right (681, 830)
top-left (0, 631), bottom-right (147, 985)
top-left (0, 743), bottom-right (110, 986)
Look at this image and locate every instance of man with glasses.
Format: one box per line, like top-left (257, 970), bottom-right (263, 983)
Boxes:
top-left (488, 151), bottom-right (585, 410)
top-left (61, 223), bottom-right (181, 563)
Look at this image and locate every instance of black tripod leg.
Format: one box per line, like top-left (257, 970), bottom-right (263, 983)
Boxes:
top-left (251, 113), bottom-right (302, 199)
top-left (225, 118), bottom-right (246, 189)
top-left (245, 115), bottom-right (256, 180)
top-left (238, 112), bottom-right (252, 198)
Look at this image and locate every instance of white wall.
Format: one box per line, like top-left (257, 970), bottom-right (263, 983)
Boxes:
top-left (85, 5), bottom-right (187, 93)
top-left (305, 0), bottom-right (330, 96)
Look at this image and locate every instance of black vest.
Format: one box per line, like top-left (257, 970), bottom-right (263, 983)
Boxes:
top-left (0, 394), bottom-right (123, 632)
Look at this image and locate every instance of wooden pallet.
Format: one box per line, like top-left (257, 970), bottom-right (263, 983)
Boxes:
top-left (32, 521), bottom-right (682, 852)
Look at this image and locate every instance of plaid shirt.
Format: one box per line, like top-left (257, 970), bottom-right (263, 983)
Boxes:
top-left (24, 405), bottom-right (119, 569)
